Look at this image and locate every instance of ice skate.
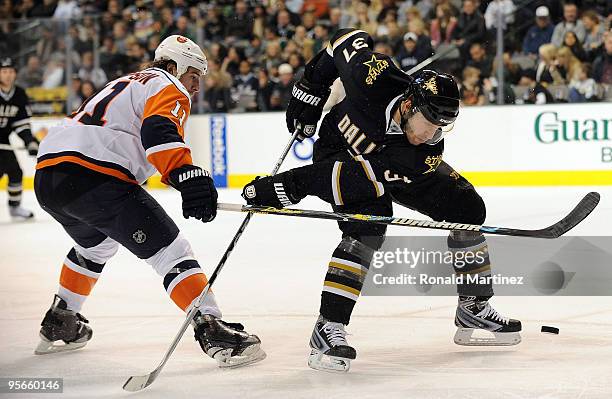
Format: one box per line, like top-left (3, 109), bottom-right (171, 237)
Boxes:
top-left (9, 205), bottom-right (34, 221)
top-left (308, 315), bottom-right (356, 373)
top-left (192, 312), bottom-right (266, 368)
top-left (454, 296), bottom-right (522, 346)
top-left (35, 295), bottom-right (92, 355)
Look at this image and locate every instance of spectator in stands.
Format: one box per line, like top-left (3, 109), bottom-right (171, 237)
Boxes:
top-left (112, 21), bottom-right (129, 54)
top-left (451, 0), bottom-right (486, 59)
top-left (352, 2), bottom-right (378, 37)
top-left (313, 24), bottom-right (331, 55)
top-left (263, 40), bottom-right (284, 71)
top-left (42, 53), bottom-right (65, 89)
top-left (256, 68), bottom-right (277, 111)
top-left (277, 10), bottom-right (297, 39)
top-left (79, 80), bottom-right (96, 102)
top-left (556, 46), bottom-right (582, 83)
top-left (53, 0), bottom-right (80, 20)
top-left (522, 6), bottom-right (554, 56)
top-left (17, 55), bottom-right (43, 88)
top-left (204, 68), bottom-right (233, 113)
top-left (460, 66), bottom-right (485, 106)
top-left (329, 8), bottom-right (342, 32)
top-left (466, 42), bottom-right (493, 78)
top-left (377, 0), bottom-right (398, 23)
top-left (582, 10), bottom-right (606, 60)
top-left (203, 6), bottom-right (226, 42)
top-left (77, 51), bottom-right (107, 89)
top-left (288, 52), bottom-right (305, 79)
top-left (272, 63), bottom-right (295, 110)
top-left (592, 32), bottom-right (612, 84)
top-left (69, 75), bottom-right (82, 111)
top-left (171, 0), bottom-right (187, 20)
top-left (301, 11), bottom-right (317, 36)
top-left (36, 25), bottom-right (58, 65)
top-left (563, 31), bottom-right (587, 61)
top-left (221, 46), bottom-right (243, 77)
top-left (521, 68), bottom-right (555, 104)
top-left (169, 15), bottom-right (195, 41)
top-left (232, 60), bottom-right (259, 112)
top-left (430, 3), bottom-right (458, 48)
top-left (226, 0), bottom-right (254, 41)
top-left (396, 32), bottom-right (432, 72)
top-left (551, 2), bottom-right (586, 47)
top-left (134, 6), bottom-right (155, 43)
top-left (536, 43), bottom-right (563, 84)
top-left (252, 5), bottom-right (267, 39)
top-left (484, 0), bottom-right (515, 31)
top-left (30, 0), bottom-right (58, 18)
top-left (568, 63), bottom-right (599, 102)
top-left (245, 35), bottom-right (265, 67)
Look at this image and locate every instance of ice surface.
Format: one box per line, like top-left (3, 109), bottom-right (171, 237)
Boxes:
top-left (1, 187), bottom-right (611, 398)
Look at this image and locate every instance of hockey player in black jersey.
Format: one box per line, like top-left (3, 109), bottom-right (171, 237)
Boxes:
top-left (243, 28), bottom-right (521, 372)
top-left (0, 58), bottom-right (38, 220)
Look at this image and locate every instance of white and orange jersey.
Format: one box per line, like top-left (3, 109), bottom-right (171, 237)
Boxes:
top-left (37, 67), bottom-right (193, 184)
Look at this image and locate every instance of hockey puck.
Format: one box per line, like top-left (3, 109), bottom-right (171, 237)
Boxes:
top-left (541, 326), bottom-right (559, 334)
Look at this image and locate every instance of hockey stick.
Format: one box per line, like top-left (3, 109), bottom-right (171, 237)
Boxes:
top-left (122, 130), bottom-right (300, 392)
top-left (217, 192), bottom-right (600, 239)
top-left (0, 144), bottom-right (25, 151)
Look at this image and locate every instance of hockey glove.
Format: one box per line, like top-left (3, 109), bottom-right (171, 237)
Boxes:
top-left (168, 165), bottom-right (218, 222)
top-left (242, 173), bottom-right (303, 208)
top-left (285, 78), bottom-right (330, 141)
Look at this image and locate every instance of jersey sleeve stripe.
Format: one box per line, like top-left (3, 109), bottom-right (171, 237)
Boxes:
top-left (146, 146), bottom-right (193, 184)
top-left (145, 142), bottom-right (187, 158)
top-left (355, 155), bottom-right (385, 197)
top-left (141, 114), bottom-right (186, 151)
top-left (12, 118), bottom-right (31, 127)
top-left (329, 29), bottom-right (367, 55)
top-left (332, 161), bottom-right (344, 206)
top-left (13, 124), bottom-right (30, 134)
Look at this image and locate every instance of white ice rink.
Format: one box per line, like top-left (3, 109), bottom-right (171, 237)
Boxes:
top-left (1, 186), bottom-right (611, 399)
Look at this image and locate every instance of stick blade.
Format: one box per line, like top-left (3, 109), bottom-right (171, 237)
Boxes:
top-left (122, 369), bottom-right (160, 392)
top-left (541, 192), bottom-right (600, 238)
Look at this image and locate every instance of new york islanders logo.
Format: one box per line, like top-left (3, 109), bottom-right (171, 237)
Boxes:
top-left (176, 36), bottom-right (188, 43)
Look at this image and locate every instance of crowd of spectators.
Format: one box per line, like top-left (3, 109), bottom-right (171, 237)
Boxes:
top-left (1, 0), bottom-right (611, 113)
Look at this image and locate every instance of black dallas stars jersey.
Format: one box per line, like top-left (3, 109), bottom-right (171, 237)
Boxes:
top-left (0, 85), bottom-right (34, 146)
top-left (304, 28), bottom-right (444, 180)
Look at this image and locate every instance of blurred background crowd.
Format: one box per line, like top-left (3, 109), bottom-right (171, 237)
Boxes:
top-left (1, 0), bottom-right (611, 115)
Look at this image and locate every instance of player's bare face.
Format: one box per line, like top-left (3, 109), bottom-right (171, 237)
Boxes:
top-left (0, 68), bottom-right (17, 90)
top-left (405, 111), bottom-right (441, 145)
top-left (179, 67), bottom-right (202, 96)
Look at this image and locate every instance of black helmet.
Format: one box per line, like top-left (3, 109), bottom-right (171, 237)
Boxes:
top-left (0, 57), bottom-right (15, 70)
top-left (409, 70), bottom-right (460, 126)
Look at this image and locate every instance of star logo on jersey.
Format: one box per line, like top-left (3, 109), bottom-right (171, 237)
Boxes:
top-left (422, 77), bottom-right (438, 95)
top-left (423, 155), bottom-right (443, 174)
top-left (363, 55), bottom-right (389, 85)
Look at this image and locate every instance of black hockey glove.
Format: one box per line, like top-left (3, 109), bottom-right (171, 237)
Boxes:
top-left (168, 165), bottom-right (218, 222)
top-left (242, 173), bottom-right (303, 208)
top-left (285, 78), bottom-right (330, 141)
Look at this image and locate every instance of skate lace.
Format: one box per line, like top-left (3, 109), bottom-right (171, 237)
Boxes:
top-left (479, 303), bottom-right (509, 325)
top-left (323, 322), bottom-right (348, 346)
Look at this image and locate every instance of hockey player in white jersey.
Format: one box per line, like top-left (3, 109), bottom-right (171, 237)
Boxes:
top-left (33, 35), bottom-right (265, 368)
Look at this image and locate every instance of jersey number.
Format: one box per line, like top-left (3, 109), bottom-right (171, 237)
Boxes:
top-left (76, 81), bottom-right (130, 126)
top-left (342, 37), bottom-right (368, 62)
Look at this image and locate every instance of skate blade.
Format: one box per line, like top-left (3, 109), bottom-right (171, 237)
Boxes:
top-left (34, 335), bottom-right (88, 355)
top-left (215, 344), bottom-right (267, 369)
top-left (454, 328), bottom-right (522, 346)
top-left (308, 349), bottom-right (351, 373)
top-left (10, 215), bottom-right (34, 222)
